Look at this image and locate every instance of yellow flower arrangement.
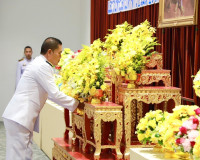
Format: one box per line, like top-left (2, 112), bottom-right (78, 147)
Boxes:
top-left (159, 105), bottom-right (199, 151)
top-left (193, 133), bottom-right (200, 158)
top-left (136, 110), bottom-right (168, 145)
top-left (54, 48), bottom-right (75, 88)
top-left (58, 48), bottom-right (74, 68)
top-left (57, 39), bottom-right (108, 103)
top-left (104, 21), bottom-right (133, 57)
top-left (193, 69), bottom-right (200, 97)
top-left (109, 20), bottom-right (160, 83)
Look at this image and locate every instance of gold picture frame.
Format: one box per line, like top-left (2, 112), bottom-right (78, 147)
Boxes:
top-left (158, 0), bottom-right (199, 28)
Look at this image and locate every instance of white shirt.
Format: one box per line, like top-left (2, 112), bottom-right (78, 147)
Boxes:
top-left (3, 55), bottom-right (79, 132)
top-left (16, 57), bottom-right (33, 87)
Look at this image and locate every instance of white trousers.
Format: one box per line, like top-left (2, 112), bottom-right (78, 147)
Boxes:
top-left (3, 118), bottom-right (33, 160)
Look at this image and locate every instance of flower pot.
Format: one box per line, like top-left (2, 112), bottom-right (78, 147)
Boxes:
top-left (95, 89), bottom-right (103, 98)
top-left (127, 80), bottom-right (137, 89)
top-left (91, 89), bottom-right (103, 104)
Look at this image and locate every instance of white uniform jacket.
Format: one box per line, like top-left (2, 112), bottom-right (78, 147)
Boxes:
top-left (16, 58), bottom-right (33, 87)
top-left (3, 55), bottom-right (79, 132)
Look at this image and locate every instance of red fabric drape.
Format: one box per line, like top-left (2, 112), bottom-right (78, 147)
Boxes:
top-left (91, 0), bottom-right (200, 106)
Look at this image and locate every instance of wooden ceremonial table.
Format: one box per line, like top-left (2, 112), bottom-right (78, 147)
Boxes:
top-left (118, 86), bottom-right (181, 160)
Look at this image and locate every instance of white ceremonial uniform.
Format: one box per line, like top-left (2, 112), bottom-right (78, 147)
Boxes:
top-left (16, 57), bottom-right (33, 87)
top-left (2, 55), bottom-right (79, 160)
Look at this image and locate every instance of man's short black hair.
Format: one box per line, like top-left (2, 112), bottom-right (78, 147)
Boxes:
top-left (40, 37), bottom-right (62, 55)
top-left (24, 46), bottom-right (32, 51)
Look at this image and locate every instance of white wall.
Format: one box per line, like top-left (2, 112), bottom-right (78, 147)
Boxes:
top-left (0, 0), bottom-right (90, 121)
top-left (80, 0), bottom-right (91, 46)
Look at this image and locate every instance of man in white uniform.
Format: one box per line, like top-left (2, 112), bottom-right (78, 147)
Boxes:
top-left (2, 37), bottom-right (79, 160)
top-left (16, 46), bottom-right (33, 87)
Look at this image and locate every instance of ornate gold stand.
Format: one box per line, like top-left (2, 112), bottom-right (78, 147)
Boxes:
top-left (118, 86), bottom-right (181, 160)
top-left (84, 102), bottom-right (123, 160)
top-left (136, 69), bottom-right (171, 87)
top-left (145, 53), bottom-right (163, 69)
top-left (72, 113), bottom-right (87, 151)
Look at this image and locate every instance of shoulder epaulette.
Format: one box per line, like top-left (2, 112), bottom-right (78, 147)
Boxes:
top-left (18, 58), bottom-right (24, 62)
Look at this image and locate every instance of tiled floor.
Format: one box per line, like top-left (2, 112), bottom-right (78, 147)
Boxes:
top-left (0, 121), bottom-right (50, 160)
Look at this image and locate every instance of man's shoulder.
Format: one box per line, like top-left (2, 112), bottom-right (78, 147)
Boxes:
top-left (18, 58), bottom-right (24, 62)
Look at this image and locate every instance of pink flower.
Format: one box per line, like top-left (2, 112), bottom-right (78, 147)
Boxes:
top-left (72, 55), bottom-right (75, 59)
top-left (194, 108), bottom-right (200, 115)
top-left (182, 119), bottom-right (198, 130)
top-left (188, 130), bottom-right (199, 141)
top-left (176, 138), bottom-right (185, 145)
top-left (180, 126), bottom-right (187, 134)
top-left (182, 139), bottom-right (192, 152)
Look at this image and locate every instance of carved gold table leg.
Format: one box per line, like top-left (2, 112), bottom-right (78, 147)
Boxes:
top-left (137, 101), bottom-right (143, 123)
top-left (71, 114), bottom-right (76, 145)
top-left (131, 100), bottom-right (137, 137)
top-left (93, 114), bottom-right (101, 160)
top-left (82, 121), bottom-right (87, 152)
top-left (116, 112), bottom-right (123, 159)
top-left (174, 94), bottom-right (181, 106)
top-left (124, 96), bottom-right (132, 160)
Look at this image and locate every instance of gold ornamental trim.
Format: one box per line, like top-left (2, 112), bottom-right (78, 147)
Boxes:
top-left (146, 53), bottom-right (163, 69)
top-left (120, 86), bottom-right (181, 159)
top-left (136, 70), bottom-right (171, 87)
top-left (73, 114), bottom-right (84, 130)
top-left (84, 103), bottom-right (123, 160)
top-left (52, 143), bottom-right (75, 160)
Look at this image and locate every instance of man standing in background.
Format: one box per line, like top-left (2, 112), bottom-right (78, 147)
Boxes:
top-left (16, 46), bottom-right (33, 87)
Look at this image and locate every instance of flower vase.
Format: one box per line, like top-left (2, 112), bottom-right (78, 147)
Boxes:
top-left (126, 73), bottom-right (138, 89)
top-left (127, 80), bottom-right (137, 88)
top-left (91, 89), bottom-right (103, 104)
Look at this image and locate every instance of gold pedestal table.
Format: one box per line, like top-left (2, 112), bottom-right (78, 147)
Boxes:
top-left (84, 102), bottom-right (123, 160)
top-left (118, 86), bottom-right (181, 160)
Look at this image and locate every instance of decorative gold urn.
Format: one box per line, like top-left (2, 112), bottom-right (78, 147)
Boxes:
top-left (91, 89), bottom-right (103, 104)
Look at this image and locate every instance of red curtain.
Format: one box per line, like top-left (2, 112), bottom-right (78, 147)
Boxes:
top-left (91, 0), bottom-right (200, 106)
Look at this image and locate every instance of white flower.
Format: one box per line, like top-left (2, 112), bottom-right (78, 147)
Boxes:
top-left (182, 119), bottom-right (198, 130)
top-left (188, 130), bottom-right (199, 141)
top-left (182, 139), bottom-right (192, 152)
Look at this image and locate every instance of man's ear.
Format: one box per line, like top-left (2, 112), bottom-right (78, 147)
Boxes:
top-left (47, 49), bottom-right (52, 55)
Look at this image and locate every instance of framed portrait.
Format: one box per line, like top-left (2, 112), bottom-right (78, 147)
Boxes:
top-left (158, 0), bottom-right (199, 28)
